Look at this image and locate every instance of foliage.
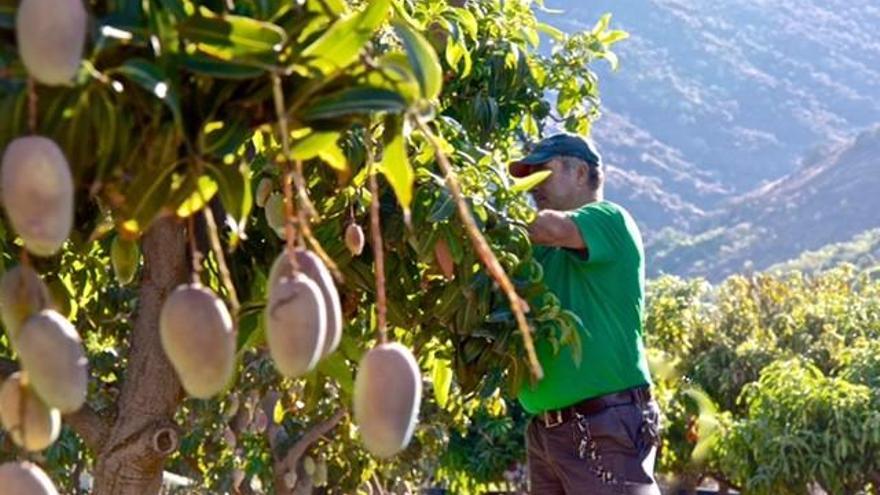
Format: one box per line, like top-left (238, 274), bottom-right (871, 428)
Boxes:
top-left (717, 358), bottom-right (880, 495)
top-left (645, 264), bottom-right (880, 493)
top-left (769, 228), bottom-right (880, 275)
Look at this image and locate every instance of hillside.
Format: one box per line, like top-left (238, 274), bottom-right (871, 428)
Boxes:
top-left (768, 229), bottom-right (880, 275)
top-left (648, 127), bottom-right (880, 280)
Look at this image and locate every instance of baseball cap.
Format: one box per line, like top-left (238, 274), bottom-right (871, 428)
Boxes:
top-left (509, 133), bottom-right (602, 178)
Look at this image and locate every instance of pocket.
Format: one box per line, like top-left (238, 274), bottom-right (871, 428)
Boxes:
top-left (573, 404), bottom-right (661, 486)
top-left (585, 406), bottom-right (640, 454)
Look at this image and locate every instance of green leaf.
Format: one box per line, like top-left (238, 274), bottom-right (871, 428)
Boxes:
top-left (599, 50), bottom-right (621, 71)
top-left (319, 144), bottom-right (348, 172)
top-left (156, 0), bottom-right (186, 19)
top-left (286, 130), bottom-right (349, 173)
top-left (520, 26), bottom-right (540, 48)
top-left (370, 51), bottom-right (421, 103)
top-left (300, 0), bottom-right (391, 75)
top-left (236, 304), bottom-right (266, 356)
top-left (119, 126), bottom-right (181, 236)
top-left (599, 29), bottom-right (629, 45)
top-left (510, 170), bottom-right (552, 192)
top-left (178, 53), bottom-right (265, 79)
top-left (318, 0), bottom-right (347, 16)
top-left (178, 8), bottom-right (287, 63)
top-left (202, 120), bottom-right (250, 158)
top-left (432, 357), bottom-right (453, 408)
top-left (176, 175), bottom-right (219, 217)
top-left (301, 87), bottom-right (406, 120)
top-left (289, 130), bottom-right (341, 160)
top-left (206, 161), bottom-right (253, 246)
top-left (536, 21), bottom-right (565, 41)
top-left (112, 58), bottom-right (182, 124)
top-left (379, 127), bottom-right (414, 218)
top-left (393, 20), bottom-right (443, 100)
top-left (591, 13), bottom-right (612, 35)
top-left (428, 193), bottom-right (454, 223)
top-left (448, 7), bottom-right (477, 40)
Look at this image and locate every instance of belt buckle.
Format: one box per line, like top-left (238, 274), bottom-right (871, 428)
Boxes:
top-left (543, 409), bottom-right (564, 428)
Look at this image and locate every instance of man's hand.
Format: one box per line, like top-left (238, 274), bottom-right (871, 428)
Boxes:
top-left (527, 210), bottom-right (586, 249)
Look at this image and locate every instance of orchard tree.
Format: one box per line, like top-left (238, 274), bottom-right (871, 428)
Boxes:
top-left (0, 0), bottom-right (626, 493)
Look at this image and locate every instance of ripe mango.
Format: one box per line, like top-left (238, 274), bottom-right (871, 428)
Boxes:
top-left (353, 342), bottom-right (422, 458)
top-left (0, 265), bottom-right (51, 341)
top-left (265, 272), bottom-right (326, 378)
top-left (1, 136), bottom-right (73, 257)
top-left (0, 372), bottom-right (61, 451)
top-left (159, 284), bottom-right (235, 399)
top-left (15, 0), bottom-right (86, 86)
top-left (15, 310), bottom-right (87, 413)
top-left (0, 462), bottom-right (59, 495)
top-left (268, 249), bottom-right (342, 357)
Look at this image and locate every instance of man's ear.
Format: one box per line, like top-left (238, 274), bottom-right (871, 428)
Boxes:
top-left (575, 164), bottom-right (589, 186)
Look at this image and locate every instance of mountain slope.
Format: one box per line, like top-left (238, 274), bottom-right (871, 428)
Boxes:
top-left (648, 127), bottom-right (880, 280)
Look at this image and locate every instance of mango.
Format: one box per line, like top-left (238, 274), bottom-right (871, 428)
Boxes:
top-left (434, 238), bottom-right (455, 280)
top-left (15, 0), bottom-right (87, 86)
top-left (255, 177), bottom-right (273, 208)
top-left (0, 372), bottom-right (61, 451)
top-left (264, 193), bottom-right (286, 238)
top-left (15, 310), bottom-right (87, 413)
top-left (0, 265), bottom-right (51, 341)
top-left (0, 462), bottom-right (59, 495)
top-left (111, 236), bottom-right (140, 285)
top-left (159, 284), bottom-right (235, 399)
top-left (1, 136), bottom-right (73, 257)
top-left (265, 272), bottom-right (326, 378)
top-left (353, 342), bottom-right (421, 458)
top-left (268, 249), bottom-right (342, 357)
top-left (345, 222), bottom-right (365, 256)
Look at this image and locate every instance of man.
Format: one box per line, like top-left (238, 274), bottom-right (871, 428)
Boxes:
top-left (509, 133), bottom-right (661, 495)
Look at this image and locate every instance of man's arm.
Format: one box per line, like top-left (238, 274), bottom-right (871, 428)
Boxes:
top-left (527, 210), bottom-right (586, 249)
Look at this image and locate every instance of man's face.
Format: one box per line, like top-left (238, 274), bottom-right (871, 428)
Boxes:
top-left (529, 158), bottom-right (582, 211)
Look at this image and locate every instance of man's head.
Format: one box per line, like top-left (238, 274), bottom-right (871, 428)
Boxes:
top-left (509, 133), bottom-right (604, 211)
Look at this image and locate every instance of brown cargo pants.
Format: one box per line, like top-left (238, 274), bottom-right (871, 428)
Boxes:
top-left (526, 399), bottom-right (662, 494)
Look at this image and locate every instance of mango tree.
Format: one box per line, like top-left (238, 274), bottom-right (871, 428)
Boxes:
top-left (0, 0), bottom-right (626, 493)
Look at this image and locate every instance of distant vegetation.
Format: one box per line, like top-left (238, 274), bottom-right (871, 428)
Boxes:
top-left (770, 229), bottom-right (880, 275)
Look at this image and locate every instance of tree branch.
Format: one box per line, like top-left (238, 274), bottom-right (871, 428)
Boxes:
top-left (63, 406), bottom-right (114, 452)
top-left (279, 408), bottom-right (345, 471)
top-left (1, 357), bottom-right (113, 452)
top-left (260, 392), bottom-right (345, 495)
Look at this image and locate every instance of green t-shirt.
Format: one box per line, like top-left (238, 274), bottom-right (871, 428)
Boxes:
top-left (517, 200), bottom-right (652, 414)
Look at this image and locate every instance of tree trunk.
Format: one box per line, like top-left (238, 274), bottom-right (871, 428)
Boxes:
top-left (92, 217), bottom-right (188, 495)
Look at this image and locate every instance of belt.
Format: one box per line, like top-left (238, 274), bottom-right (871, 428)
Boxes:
top-left (540, 386), bottom-right (652, 428)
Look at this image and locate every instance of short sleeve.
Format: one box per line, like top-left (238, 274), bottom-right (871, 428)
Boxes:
top-left (567, 203), bottom-right (622, 265)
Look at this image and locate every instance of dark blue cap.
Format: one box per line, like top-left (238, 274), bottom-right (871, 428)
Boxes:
top-left (509, 133), bottom-right (602, 177)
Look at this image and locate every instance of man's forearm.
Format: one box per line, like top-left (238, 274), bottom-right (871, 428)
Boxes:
top-left (527, 213), bottom-right (558, 245)
top-left (527, 210), bottom-right (585, 249)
